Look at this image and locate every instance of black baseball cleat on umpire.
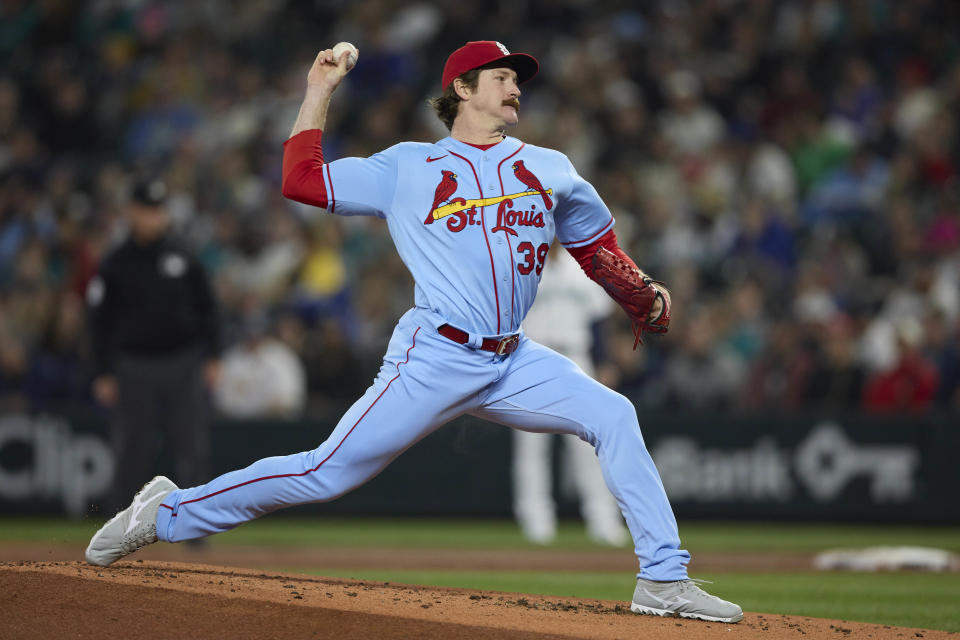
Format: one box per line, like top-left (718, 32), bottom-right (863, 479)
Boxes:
top-left (85, 476), bottom-right (177, 567)
top-left (631, 577), bottom-right (743, 623)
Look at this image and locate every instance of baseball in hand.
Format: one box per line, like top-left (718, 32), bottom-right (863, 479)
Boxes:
top-left (332, 42), bottom-right (359, 70)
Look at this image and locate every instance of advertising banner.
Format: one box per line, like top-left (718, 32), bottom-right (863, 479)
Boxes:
top-left (0, 411), bottom-right (956, 522)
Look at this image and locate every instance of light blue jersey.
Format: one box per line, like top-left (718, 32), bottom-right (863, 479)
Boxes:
top-left (155, 132), bottom-right (691, 581)
top-left (325, 136), bottom-right (614, 336)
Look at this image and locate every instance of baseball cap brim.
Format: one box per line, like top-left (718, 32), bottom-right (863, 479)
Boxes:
top-left (442, 41), bottom-right (539, 91)
top-left (477, 54), bottom-right (538, 85)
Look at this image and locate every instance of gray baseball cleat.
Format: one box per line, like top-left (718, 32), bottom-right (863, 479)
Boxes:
top-left (85, 475), bottom-right (177, 567)
top-left (631, 577), bottom-right (743, 623)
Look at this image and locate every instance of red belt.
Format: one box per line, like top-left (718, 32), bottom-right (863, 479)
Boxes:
top-left (437, 324), bottom-right (520, 355)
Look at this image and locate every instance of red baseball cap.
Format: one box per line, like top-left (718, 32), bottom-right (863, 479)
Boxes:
top-left (441, 41), bottom-right (539, 91)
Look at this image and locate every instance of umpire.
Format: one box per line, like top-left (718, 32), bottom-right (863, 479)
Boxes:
top-left (87, 177), bottom-right (221, 513)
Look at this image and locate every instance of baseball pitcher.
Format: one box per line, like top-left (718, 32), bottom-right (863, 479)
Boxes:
top-left (86, 40), bottom-right (742, 624)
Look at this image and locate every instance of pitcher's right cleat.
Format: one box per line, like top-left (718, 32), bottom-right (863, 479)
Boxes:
top-left (85, 475), bottom-right (177, 567)
top-left (631, 577), bottom-right (743, 623)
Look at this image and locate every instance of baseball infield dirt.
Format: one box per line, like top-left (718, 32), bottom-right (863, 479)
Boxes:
top-left (1, 558), bottom-right (953, 640)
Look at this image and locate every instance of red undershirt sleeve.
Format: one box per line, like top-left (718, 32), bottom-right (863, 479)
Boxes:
top-left (281, 129), bottom-right (328, 208)
top-left (564, 229), bottom-right (639, 281)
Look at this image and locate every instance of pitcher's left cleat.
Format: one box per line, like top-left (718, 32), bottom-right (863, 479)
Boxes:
top-left (85, 475), bottom-right (177, 567)
top-left (631, 577), bottom-right (743, 623)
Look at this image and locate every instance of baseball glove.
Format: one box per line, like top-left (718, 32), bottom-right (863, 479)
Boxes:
top-left (592, 247), bottom-right (671, 349)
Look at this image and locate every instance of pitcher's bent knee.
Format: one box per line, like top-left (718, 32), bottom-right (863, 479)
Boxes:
top-left (584, 391), bottom-right (641, 443)
top-left (602, 391), bottom-right (639, 427)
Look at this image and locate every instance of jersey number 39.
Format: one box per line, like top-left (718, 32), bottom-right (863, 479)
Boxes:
top-left (517, 242), bottom-right (549, 276)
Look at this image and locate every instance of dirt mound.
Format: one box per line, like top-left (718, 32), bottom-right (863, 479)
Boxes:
top-left (1, 561), bottom-right (952, 639)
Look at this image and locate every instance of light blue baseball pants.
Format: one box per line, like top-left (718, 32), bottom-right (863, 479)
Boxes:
top-left (156, 306), bottom-right (690, 580)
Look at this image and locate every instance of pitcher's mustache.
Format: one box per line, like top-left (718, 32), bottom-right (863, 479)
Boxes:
top-left (503, 98), bottom-right (520, 112)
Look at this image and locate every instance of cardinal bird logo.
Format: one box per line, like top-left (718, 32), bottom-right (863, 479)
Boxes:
top-left (424, 170), bottom-right (458, 224)
top-left (512, 160), bottom-right (552, 211)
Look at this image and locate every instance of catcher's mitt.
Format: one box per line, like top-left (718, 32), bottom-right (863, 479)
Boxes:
top-left (592, 247), bottom-right (671, 349)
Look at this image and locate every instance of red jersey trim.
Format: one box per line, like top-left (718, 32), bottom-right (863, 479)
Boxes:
top-left (462, 140), bottom-right (503, 151)
top-left (564, 229), bottom-right (639, 279)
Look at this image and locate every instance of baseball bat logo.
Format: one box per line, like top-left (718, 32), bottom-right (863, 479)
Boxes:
top-left (422, 160), bottom-right (552, 235)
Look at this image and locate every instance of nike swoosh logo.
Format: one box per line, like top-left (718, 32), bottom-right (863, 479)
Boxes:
top-left (642, 588), bottom-right (692, 610)
top-left (426, 155), bottom-right (447, 163)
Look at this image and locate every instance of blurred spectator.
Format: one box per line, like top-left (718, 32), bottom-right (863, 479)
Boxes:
top-left (862, 318), bottom-right (940, 412)
top-left (745, 140), bottom-right (797, 210)
top-left (724, 279), bottom-right (768, 364)
top-left (741, 320), bottom-right (812, 410)
top-left (827, 57), bottom-right (884, 143)
top-left (729, 199), bottom-right (797, 283)
top-left (290, 219), bottom-right (352, 331)
top-left (214, 312), bottom-right (306, 419)
top-left (23, 290), bottom-right (90, 411)
top-left (665, 306), bottom-right (747, 409)
top-left (802, 315), bottom-right (866, 409)
top-left (0, 318), bottom-right (28, 411)
top-left (801, 145), bottom-right (889, 226)
top-left (0, 0), bottom-right (957, 417)
top-left (922, 310), bottom-right (960, 409)
top-left (760, 63), bottom-right (819, 135)
top-left (658, 71), bottom-right (725, 158)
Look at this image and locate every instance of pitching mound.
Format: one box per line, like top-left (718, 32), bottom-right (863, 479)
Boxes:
top-left (1, 561), bottom-right (951, 639)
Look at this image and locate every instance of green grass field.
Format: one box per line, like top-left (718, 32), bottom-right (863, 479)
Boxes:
top-left (3, 517), bottom-right (959, 631)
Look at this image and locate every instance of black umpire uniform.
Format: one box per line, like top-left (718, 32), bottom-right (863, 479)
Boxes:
top-left (87, 178), bottom-right (220, 512)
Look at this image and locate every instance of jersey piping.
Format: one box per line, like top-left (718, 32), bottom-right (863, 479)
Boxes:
top-left (497, 143), bottom-right (525, 328)
top-left (448, 149), bottom-right (501, 334)
top-left (325, 163), bottom-right (335, 213)
top-left (560, 216), bottom-right (614, 247)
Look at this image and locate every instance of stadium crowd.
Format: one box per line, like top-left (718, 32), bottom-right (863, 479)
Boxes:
top-left (0, 0), bottom-right (958, 417)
